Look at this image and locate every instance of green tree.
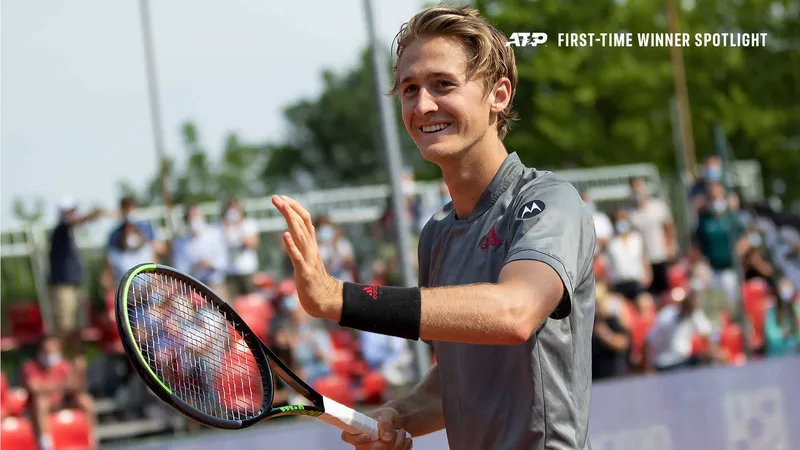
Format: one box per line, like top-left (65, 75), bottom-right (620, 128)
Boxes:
top-left (475, 0), bottom-right (799, 201)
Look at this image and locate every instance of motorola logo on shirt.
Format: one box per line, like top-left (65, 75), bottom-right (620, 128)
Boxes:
top-left (517, 200), bottom-right (546, 220)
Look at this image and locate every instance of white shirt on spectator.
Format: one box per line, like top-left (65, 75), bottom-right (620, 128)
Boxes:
top-left (647, 304), bottom-right (712, 368)
top-left (222, 218), bottom-right (259, 276)
top-left (606, 232), bottom-right (646, 284)
top-left (172, 225), bottom-right (229, 285)
top-left (319, 236), bottom-right (356, 283)
top-left (629, 198), bottom-right (673, 263)
top-left (592, 211), bottom-right (614, 253)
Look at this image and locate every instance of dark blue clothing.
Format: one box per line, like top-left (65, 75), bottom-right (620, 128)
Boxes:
top-left (107, 220), bottom-right (155, 249)
top-left (48, 220), bottom-right (82, 285)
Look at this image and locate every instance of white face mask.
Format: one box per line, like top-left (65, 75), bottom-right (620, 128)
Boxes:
top-left (40, 354), bottom-right (61, 367)
top-left (126, 235), bottom-right (141, 249)
top-left (615, 220), bottom-right (631, 235)
top-left (712, 199), bottom-right (728, 214)
top-left (189, 217), bottom-right (204, 233)
top-left (318, 225), bottom-right (335, 242)
top-left (780, 286), bottom-right (795, 303)
top-left (225, 209), bottom-right (241, 222)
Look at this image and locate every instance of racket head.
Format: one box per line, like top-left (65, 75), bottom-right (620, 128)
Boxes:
top-left (114, 263), bottom-right (277, 429)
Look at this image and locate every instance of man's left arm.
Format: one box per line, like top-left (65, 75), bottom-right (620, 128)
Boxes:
top-left (276, 184), bottom-right (594, 346)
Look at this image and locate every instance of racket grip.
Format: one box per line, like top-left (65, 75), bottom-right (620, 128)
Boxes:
top-left (320, 397), bottom-right (412, 441)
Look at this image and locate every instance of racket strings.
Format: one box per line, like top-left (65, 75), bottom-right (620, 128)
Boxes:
top-left (127, 272), bottom-right (265, 421)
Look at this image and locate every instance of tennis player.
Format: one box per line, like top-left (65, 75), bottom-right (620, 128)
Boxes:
top-left (272, 4), bottom-right (596, 449)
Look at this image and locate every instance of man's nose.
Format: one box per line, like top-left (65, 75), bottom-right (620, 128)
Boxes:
top-left (413, 88), bottom-right (438, 116)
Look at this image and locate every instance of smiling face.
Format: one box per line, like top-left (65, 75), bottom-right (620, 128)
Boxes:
top-left (397, 35), bottom-right (511, 164)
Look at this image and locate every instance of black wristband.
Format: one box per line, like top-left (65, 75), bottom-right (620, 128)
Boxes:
top-left (339, 282), bottom-right (422, 341)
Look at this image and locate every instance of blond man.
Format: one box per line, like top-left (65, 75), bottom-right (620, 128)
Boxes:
top-left (273, 4), bottom-right (596, 450)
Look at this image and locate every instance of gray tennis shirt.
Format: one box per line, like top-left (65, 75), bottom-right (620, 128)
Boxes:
top-left (418, 152), bottom-right (596, 450)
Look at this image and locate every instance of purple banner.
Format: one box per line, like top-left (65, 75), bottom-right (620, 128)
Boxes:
top-left (116, 356), bottom-right (799, 450)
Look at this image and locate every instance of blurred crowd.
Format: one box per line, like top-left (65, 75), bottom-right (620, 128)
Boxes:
top-left (3, 161), bottom-right (799, 449)
top-left (588, 156), bottom-right (800, 381)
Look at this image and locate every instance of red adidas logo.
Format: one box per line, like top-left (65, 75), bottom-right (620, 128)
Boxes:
top-left (480, 227), bottom-right (503, 249)
top-left (362, 285), bottom-right (379, 299)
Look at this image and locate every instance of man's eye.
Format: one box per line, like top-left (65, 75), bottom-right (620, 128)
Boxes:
top-left (437, 80), bottom-right (453, 88)
top-left (403, 85), bottom-right (418, 94)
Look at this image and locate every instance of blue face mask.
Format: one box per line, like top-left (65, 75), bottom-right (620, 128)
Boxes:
top-left (615, 221), bottom-right (631, 234)
top-left (586, 202), bottom-right (597, 213)
top-left (705, 166), bottom-right (722, 181)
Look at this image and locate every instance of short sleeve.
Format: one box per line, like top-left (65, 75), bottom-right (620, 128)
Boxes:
top-left (504, 181), bottom-right (596, 320)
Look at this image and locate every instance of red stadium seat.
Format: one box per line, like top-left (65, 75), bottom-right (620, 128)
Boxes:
top-left (1, 416), bottom-right (37, 450)
top-left (742, 279), bottom-right (770, 349)
top-left (6, 303), bottom-right (45, 347)
top-left (330, 329), bottom-right (358, 351)
top-left (359, 371), bottom-right (388, 404)
top-left (720, 323), bottom-right (746, 365)
top-left (313, 375), bottom-right (354, 407)
top-left (2, 387), bottom-right (30, 418)
top-left (50, 409), bottom-right (94, 450)
top-left (233, 295), bottom-right (274, 342)
top-left (690, 334), bottom-right (710, 356)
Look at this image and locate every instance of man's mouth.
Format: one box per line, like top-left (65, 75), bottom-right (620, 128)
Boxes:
top-left (419, 123), bottom-right (452, 134)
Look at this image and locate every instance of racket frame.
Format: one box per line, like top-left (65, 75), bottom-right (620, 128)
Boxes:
top-left (114, 263), bottom-right (328, 429)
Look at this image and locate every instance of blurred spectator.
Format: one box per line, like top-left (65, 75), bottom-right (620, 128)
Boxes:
top-left (359, 332), bottom-right (415, 396)
top-left (315, 215), bottom-right (358, 283)
top-left (776, 236), bottom-right (800, 290)
top-left (48, 197), bottom-right (104, 354)
top-left (645, 280), bottom-right (721, 372)
top-left (582, 190), bottom-right (614, 255)
top-left (100, 221), bottom-right (158, 293)
top-left (686, 245), bottom-right (731, 330)
top-left (628, 177), bottom-right (677, 298)
top-left (22, 336), bottom-right (95, 450)
top-left (606, 208), bottom-right (653, 312)
top-left (694, 181), bottom-right (746, 306)
top-left (418, 181), bottom-right (451, 232)
top-left (741, 226), bottom-right (780, 293)
top-left (275, 297), bottom-right (334, 387)
top-left (107, 195), bottom-right (163, 255)
top-left (689, 155), bottom-right (724, 212)
top-left (172, 204), bottom-right (229, 299)
top-left (763, 278), bottom-right (800, 357)
top-left (591, 281), bottom-right (631, 380)
top-left (221, 199), bottom-right (260, 296)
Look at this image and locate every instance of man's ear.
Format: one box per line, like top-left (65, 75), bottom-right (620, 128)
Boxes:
top-left (489, 77), bottom-right (512, 114)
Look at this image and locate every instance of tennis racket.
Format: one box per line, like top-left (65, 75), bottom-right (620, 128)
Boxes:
top-left (114, 262), bottom-right (387, 438)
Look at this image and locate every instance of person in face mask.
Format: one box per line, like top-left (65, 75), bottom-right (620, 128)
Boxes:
top-left (101, 222), bottom-right (156, 293)
top-left (763, 278), bottom-right (800, 357)
top-left (581, 190), bottom-right (613, 255)
top-left (627, 177), bottom-right (678, 299)
top-left (22, 336), bottom-right (96, 450)
top-left (172, 204), bottom-right (229, 299)
top-left (694, 182), bottom-right (746, 307)
top-left (314, 215), bottom-right (358, 283)
top-left (221, 199), bottom-right (260, 296)
top-left (605, 209), bottom-right (653, 313)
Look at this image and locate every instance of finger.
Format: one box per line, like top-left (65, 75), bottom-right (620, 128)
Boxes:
top-left (281, 195), bottom-right (316, 241)
top-left (282, 232), bottom-right (303, 265)
top-left (274, 196), bottom-right (312, 256)
top-left (340, 431), bottom-right (374, 446)
top-left (393, 430), bottom-right (408, 450)
top-left (404, 438), bottom-right (413, 450)
top-left (377, 416), bottom-right (395, 443)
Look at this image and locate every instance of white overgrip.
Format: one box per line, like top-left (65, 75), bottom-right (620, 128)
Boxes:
top-left (319, 396), bottom-right (412, 441)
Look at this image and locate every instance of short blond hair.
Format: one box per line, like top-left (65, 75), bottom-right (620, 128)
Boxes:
top-left (390, 3), bottom-right (519, 139)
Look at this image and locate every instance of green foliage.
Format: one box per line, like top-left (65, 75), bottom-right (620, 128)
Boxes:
top-left (476, 0), bottom-right (799, 201)
top-left (128, 0), bottom-right (797, 205)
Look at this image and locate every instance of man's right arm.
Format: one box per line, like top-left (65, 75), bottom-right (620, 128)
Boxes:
top-left (382, 363), bottom-right (444, 437)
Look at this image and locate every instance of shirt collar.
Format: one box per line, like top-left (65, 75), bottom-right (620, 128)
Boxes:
top-left (465, 152), bottom-right (524, 220)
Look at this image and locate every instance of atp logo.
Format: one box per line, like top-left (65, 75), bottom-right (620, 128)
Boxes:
top-left (506, 32), bottom-right (548, 47)
top-left (517, 200), bottom-right (546, 220)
